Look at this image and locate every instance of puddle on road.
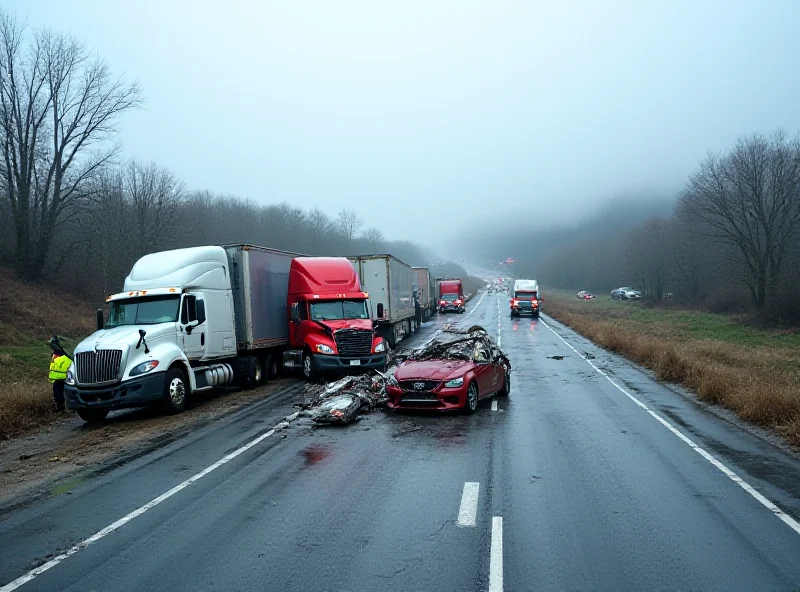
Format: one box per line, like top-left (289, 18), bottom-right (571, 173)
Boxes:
top-left (299, 444), bottom-right (332, 467)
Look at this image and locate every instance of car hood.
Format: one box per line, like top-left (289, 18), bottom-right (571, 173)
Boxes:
top-left (394, 359), bottom-right (475, 381)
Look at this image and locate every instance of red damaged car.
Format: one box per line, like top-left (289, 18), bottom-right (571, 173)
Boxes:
top-left (386, 327), bottom-right (510, 413)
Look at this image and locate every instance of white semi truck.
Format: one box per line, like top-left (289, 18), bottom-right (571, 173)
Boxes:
top-left (64, 245), bottom-right (296, 423)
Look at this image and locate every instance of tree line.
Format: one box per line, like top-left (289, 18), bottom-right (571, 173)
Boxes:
top-left (507, 131), bottom-right (800, 324)
top-left (0, 13), bottom-right (434, 303)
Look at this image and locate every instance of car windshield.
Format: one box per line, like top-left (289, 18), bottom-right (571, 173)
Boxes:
top-left (441, 293), bottom-right (459, 301)
top-left (514, 291), bottom-right (537, 300)
top-left (310, 299), bottom-right (369, 320)
top-left (106, 295), bottom-right (180, 328)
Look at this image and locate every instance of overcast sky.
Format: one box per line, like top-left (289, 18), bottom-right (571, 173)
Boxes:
top-left (9, 0), bottom-right (800, 242)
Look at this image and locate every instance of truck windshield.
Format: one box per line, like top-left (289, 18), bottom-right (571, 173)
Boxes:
top-left (514, 291), bottom-right (537, 300)
top-left (106, 295), bottom-right (181, 328)
top-left (441, 293), bottom-right (459, 301)
top-left (310, 299), bottom-right (369, 320)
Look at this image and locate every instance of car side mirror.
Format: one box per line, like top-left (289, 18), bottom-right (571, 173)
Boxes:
top-left (96, 309), bottom-right (104, 331)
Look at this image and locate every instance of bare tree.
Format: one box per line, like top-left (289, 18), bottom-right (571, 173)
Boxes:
top-left (679, 131), bottom-right (800, 312)
top-left (0, 13), bottom-right (141, 278)
top-left (124, 160), bottom-right (184, 255)
top-left (362, 227), bottom-right (384, 247)
top-left (337, 208), bottom-right (363, 242)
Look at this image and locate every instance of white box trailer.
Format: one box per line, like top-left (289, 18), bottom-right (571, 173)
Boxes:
top-left (348, 254), bottom-right (415, 348)
top-left (412, 266), bottom-right (435, 322)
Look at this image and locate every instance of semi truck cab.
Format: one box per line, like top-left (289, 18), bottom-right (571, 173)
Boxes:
top-left (285, 257), bottom-right (388, 380)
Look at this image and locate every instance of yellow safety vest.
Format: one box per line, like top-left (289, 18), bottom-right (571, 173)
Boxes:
top-left (49, 355), bottom-right (71, 382)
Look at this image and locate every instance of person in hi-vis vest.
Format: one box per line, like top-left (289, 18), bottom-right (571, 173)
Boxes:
top-left (48, 336), bottom-right (72, 412)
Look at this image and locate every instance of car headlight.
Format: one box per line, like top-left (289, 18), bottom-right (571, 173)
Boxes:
top-left (316, 344), bottom-right (334, 354)
top-left (130, 360), bottom-right (160, 376)
top-left (65, 365), bottom-right (76, 386)
top-left (444, 376), bottom-right (464, 388)
top-left (374, 340), bottom-right (386, 353)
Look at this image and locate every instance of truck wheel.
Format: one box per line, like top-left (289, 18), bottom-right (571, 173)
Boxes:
top-left (533, 311), bottom-right (540, 319)
top-left (162, 367), bottom-right (188, 414)
top-left (77, 408), bottom-right (109, 423)
top-left (253, 357), bottom-right (265, 385)
top-left (302, 352), bottom-right (319, 381)
top-left (266, 354), bottom-right (279, 380)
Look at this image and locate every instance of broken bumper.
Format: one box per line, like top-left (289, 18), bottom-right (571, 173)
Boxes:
top-left (385, 386), bottom-right (467, 410)
top-left (65, 372), bottom-right (165, 410)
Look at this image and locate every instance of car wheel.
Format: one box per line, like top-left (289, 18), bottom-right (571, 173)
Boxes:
top-left (162, 367), bottom-right (188, 414)
top-left (498, 372), bottom-right (510, 397)
top-left (302, 351), bottom-right (318, 381)
top-left (464, 382), bottom-right (479, 414)
top-left (77, 408), bottom-right (110, 423)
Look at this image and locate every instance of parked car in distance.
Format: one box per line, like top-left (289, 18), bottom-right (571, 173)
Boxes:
top-left (576, 291), bottom-right (595, 300)
top-left (611, 287), bottom-right (641, 300)
top-left (386, 328), bottom-right (509, 414)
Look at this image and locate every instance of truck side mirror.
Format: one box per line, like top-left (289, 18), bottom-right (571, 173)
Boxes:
top-left (376, 303), bottom-right (384, 318)
top-left (290, 303), bottom-right (300, 323)
top-left (96, 309), bottom-right (104, 331)
top-left (185, 319), bottom-right (200, 334)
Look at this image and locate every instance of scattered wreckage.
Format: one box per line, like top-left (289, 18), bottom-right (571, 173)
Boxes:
top-left (298, 324), bottom-right (511, 424)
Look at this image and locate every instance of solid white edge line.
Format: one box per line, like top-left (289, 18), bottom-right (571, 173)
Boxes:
top-left (539, 318), bottom-right (800, 536)
top-left (0, 410), bottom-right (301, 592)
top-left (457, 482), bottom-right (480, 527)
top-left (489, 516), bottom-right (503, 592)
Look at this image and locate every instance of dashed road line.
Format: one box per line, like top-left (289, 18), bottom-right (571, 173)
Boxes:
top-left (540, 317), bottom-right (800, 536)
top-left (0, 411), bottom-right (300, 592)
top-left (490, 516), bottom-right (504, 592)
top-left (457, 481), bottom-right (480, 527)
top-left (491, 400), bottom-right (499, 412)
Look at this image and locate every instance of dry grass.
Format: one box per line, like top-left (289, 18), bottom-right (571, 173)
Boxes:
top-left (545, 293), bottom-right (800, 447)
top-left (0, 267), bottom-right (96, 438)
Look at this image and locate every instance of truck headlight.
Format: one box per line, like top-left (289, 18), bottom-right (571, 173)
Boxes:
top-left (130, 360), bottom-right (160, 376)
top-left (444, 377), bottom-right (464, 388)
top-left (374, 340), bottom-right (386, 353)
top-left (65, 366), bottom-right (76, 386)
top-left (316, 344), bottom-right (334, 354)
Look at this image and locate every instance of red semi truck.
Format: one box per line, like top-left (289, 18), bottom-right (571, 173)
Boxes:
top-left (436, 278), bottom-right (465, 314)
top-left (285, 257), bottom-right (388, 380)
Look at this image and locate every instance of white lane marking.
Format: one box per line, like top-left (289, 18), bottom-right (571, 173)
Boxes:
top-left (491, 400), bottom-right (499, 412)
top-left (540, 318), bottom-right (800, 536)
top-left (0, 411), bottom-right (301, 592)
top-left (489, 516), bottom-right (504, 592)
top-left (496, 294), bottom-right (502, 347)
top-left (466, 290), bottom-right (487, 317)
top-left (457, 482), bottom-right (480, 527)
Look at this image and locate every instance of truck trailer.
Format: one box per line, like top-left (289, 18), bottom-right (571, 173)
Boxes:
top-left (65, 245), bottom-right (389, 423)
top-left (412, 266), bottom-right (435, 322)
top-left (348, 254), bottom-right (415, 348)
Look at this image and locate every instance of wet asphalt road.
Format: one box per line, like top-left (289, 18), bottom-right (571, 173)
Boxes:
top-left (3, 292), bottom-right (800, 591)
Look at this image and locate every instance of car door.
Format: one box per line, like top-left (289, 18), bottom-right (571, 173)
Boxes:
top-left (472, 345), bottom-right (494, 397)
top-left (181, 294), bottom-right (206, 360)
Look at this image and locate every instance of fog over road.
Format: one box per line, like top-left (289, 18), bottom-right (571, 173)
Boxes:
top-left (3, 290), bottom-right (800, 591)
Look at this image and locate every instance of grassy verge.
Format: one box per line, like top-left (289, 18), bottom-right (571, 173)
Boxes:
top-left (544, 292), bottom-right (800, 447)
top-left (0, 267), bottom-right (95, 439)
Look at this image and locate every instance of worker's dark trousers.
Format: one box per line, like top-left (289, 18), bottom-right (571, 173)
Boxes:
top-left (52, 380), bottom-right (65, 410)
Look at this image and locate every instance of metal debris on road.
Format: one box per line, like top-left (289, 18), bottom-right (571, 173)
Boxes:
top-left (299, 325), bottom-right (510, 426)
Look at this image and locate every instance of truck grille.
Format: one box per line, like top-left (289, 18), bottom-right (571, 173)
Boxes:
top-left (75, 350), bottom-right (123, 385)
top-left (399, 380), bottom-right (441, 392)
top-left (334, 329), bottom-right (373, 357)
